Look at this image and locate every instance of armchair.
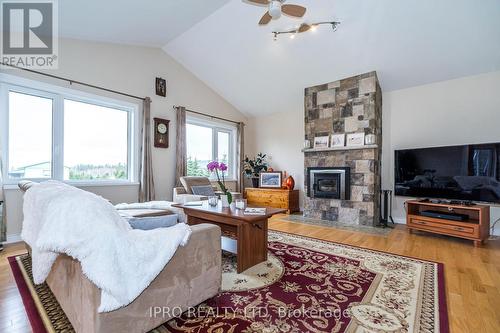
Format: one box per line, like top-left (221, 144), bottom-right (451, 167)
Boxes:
top-left (173, 176), bottom-right (242, 204)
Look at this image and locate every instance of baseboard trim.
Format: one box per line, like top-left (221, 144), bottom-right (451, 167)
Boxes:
top-left (3, 233), bottom-right (22, 244)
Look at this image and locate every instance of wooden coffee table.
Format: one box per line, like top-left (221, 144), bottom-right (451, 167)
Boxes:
top-left (172, 202), bottom-right (286, 273)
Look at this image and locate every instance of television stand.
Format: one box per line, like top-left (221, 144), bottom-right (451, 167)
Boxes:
top-left (406, 200), bottom-right (490, 247)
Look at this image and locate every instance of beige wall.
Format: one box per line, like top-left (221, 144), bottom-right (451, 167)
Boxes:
top-left (247, 70), bottom-right (500, 235)
top-left (1, 38), bottom-right (247, 241)
top-left (383, 70), bottom-right (500, 234)
top-left (246, 110), bottom-right (305, 206)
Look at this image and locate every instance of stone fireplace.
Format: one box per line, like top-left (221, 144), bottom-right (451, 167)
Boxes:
top-left (303, 72), bottom-right (382, 226)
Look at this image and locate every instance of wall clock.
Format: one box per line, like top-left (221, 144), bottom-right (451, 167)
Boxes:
top-left (153, 117), bottom-right (170, 148)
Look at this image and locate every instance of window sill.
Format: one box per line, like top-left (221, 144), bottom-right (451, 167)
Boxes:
top-left (3, 181), bottom-right (140, 190)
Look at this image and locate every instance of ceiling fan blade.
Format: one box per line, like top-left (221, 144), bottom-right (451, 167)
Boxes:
top-left (244, 0), bottom-right (270, 6)
top-left (298, 23), bottom-right (311, 33)
top-left (259, 11), bottom-right (272, 25)
top-left (281, 4), bottom-right (306, 18)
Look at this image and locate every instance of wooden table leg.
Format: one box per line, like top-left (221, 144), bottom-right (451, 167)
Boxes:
top-left (236, 218), bottom-right (268, 273)
top-left (185, 213), bottom-right (269, 274)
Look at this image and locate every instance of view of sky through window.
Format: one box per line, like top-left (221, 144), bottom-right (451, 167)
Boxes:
top-left (8, 91), bottom-right (53, 179)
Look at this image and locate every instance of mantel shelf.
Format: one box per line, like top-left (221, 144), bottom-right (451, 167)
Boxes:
top-left (302, 144), bottom-right (379, 153)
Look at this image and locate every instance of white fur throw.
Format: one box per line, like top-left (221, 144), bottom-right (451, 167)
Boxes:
top-left (21, 181), bottom-right (192, 312)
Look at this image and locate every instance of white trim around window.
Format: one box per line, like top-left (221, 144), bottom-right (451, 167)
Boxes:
top-left (0, 73), bottom-right (140, 186)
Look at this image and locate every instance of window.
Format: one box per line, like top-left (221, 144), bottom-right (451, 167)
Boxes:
top-left (186, 117), bottom-right (236, 179)
top-left (8, 91), bottom-right (53, 179)
top-left (1, 75), bottom-right (138, 184)
top-left (64, 100), bottom-right (129, 181)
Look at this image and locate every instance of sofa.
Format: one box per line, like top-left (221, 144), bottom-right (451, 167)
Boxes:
top-left (173, 176), bottom-right (242, 203)
top-left (18, 181), bottom-right (222, 333)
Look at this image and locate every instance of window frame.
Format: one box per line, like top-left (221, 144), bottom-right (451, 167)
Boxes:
top-left (186, 115), bottom-right (237, 180)
top-left (0, 73), bottom-right (140, 186)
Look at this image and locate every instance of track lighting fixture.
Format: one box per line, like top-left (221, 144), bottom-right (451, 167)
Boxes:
top-left (272, 21), bottom-right (340, 41)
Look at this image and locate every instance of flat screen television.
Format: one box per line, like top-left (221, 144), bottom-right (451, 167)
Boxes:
top-left (394, 143), bottom-right (500, 203)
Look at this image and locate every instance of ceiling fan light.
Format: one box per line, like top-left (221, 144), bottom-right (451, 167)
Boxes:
top-left (311, 25), bottom-right (318, 31)
top-left (269, 1), bottom-right (282, 18)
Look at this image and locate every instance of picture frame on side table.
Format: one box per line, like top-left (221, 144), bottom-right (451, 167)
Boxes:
top-left (331, 134), bottom-right (345, 147)
top-left (346, 132), bottom-right (365, 147)
top-left (259, 172), bottom-right (282, 188)
top-left (313, 136), bottom-right (330, 149)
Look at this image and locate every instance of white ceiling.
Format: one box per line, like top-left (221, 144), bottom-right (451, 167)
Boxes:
top-left (164, 0), bottom-right (500, 116)
top-left (59, 0), bottom-right (230, 47)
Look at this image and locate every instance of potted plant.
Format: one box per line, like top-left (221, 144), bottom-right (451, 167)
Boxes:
top-left (243, 153), bottom-right (268, 188)
top-left (207, 161), bottom-right (232, 207)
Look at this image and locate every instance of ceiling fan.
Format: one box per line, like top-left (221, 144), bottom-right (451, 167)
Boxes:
top-left (244, 0), bottom-right (307, 25)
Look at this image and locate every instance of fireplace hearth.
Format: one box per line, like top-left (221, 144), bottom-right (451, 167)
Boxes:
top-left (307, 167), bottom-right (350, 200)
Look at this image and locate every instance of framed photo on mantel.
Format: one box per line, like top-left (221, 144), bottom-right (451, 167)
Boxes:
top-left (331, 134), bottom-right (345, 147)
top-left (313, 136), bottom-right (330, 149)
top-left (346, 132), bottom-right (365, 147)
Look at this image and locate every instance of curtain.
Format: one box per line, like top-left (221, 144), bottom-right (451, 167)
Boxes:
top-left (0, 145), bottom-right (6, 245)
top-left (175, 106), bottom-right (187, 187)
top-left (138, 97), bottom-right (155, 202)
top-left (236, 122), bottom-right (245, 193)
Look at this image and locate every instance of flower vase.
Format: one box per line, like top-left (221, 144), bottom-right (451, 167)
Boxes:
top-left (220, 194), bottom-right (230, 208)
top-left (282, 171), bottom-right (288, 189)
top-left (286, 175), bottom-right (295, 190)
top-left (251, 177), bottom-right (259, 188)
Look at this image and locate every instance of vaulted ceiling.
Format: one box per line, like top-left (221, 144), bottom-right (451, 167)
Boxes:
top-left (164, 0), bottom-right (500, 116)
top-left (58, 0), bottom-right (500, 117)
top-left (59, 0), bottom-right (231, 46)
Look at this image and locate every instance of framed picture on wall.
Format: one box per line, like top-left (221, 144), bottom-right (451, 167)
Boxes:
top-left (155, 77), bottom-right (166, 97)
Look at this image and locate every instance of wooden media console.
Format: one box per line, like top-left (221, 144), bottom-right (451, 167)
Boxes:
top-left (406, 200), bottom-right (490, 246)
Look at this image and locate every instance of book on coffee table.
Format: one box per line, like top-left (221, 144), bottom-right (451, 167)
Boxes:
top-left (243, 207), bottom-right (266, 215)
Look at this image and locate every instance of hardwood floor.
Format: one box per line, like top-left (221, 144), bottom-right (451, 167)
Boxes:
top-left (0, 242), bottom-right (31, 333)
top-left (1, 217), bottom-right (499, 332)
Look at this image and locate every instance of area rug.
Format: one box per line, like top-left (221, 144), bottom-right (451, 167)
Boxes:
top-left (8, 231), bottom-right (448, 333)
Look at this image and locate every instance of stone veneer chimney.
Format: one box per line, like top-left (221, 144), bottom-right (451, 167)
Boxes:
top-left (303, 72), bottom-right (382, 226)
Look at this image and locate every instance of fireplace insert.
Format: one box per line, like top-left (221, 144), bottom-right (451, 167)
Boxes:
top-left (307, 167), bottom-right (350, 200)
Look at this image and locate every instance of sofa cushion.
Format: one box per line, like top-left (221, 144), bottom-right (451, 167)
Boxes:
top-left (191, 185), bottom-right (215, 197)
top-left (180, 176), bottom-right (212, 194)
top-left (125, 214), bottom-right (178, 230)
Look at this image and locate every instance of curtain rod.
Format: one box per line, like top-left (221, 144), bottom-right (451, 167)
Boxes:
top-left (0, 62), bottom-right (147, 101)
top-left (174, 105), bottom-right (242, 125)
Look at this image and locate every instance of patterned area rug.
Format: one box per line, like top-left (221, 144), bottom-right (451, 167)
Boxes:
top-left (8, 231), bottom-right (448, 333)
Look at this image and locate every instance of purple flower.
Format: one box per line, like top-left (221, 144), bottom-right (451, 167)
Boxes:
top-left (219, 163), bottom-right (228, 171)
top-left (207, 161), bottom-right (219, 172)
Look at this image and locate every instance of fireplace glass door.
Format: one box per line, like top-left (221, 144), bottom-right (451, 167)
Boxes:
top-left (314, 174), bottom-right (341, 198)
top-left (308, 167), bottom-right (350, 200)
